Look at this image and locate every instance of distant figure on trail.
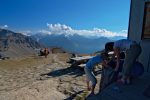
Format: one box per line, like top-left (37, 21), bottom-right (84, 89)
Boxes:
top-left (44, 48), bottom-right (49, 58)
top-left (105, 39), bottom-right (141, 85)
top-left (84, 52), bottom-right (110, 95)
top-left (39, 48), bottom-right (49, 58)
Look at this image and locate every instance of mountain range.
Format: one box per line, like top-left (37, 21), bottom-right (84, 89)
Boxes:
top-left (0, 28), bottom-right (126, 58)
top-left (31, 33), bottom-right (119, 54)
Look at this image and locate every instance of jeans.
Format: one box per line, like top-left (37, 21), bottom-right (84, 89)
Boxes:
top-left (123, 44), bottom-right (142, 77)
top-left (84, 66), bottom-right (97, 86)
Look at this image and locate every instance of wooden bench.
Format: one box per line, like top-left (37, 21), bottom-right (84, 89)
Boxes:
top-left (69, 56), bottom-right (93, 67)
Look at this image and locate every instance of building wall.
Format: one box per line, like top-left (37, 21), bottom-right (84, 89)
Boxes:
top-left (128, 0), bottom-right (150, 72)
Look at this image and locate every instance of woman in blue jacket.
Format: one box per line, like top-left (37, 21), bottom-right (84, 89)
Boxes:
top-left (84, 52), bottom-right (109, 95)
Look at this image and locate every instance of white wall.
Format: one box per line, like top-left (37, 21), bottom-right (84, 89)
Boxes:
top-left (128, 0), bottom-right (150, 72)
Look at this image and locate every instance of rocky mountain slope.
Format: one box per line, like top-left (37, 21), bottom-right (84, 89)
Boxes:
top-left (0, 29), bottom-right (42, 58)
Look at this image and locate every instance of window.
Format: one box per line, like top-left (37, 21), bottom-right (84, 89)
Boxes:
top-left (142, 2), bottom-right (150, 39)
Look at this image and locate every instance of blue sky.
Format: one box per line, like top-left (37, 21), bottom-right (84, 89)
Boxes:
top-left (0, 0), bottom-right (130, 37)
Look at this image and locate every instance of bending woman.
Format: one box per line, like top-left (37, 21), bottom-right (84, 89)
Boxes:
top-left (84, 52), bottom-right (109, 95)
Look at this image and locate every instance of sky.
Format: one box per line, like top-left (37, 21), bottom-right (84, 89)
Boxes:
top-left (0, 0), bottom-right (130, 37)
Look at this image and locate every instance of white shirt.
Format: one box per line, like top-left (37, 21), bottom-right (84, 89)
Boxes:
top-left (114, 39), bottom-right (136, 51)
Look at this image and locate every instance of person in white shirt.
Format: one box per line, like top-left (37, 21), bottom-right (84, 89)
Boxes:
top-left (105, 39), bottom-right (141, 84)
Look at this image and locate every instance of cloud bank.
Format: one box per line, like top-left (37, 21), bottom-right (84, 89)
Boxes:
top-left (44, 23), bottom-right (127, 38)
top-left (3, 23), bottom-right (127, 39)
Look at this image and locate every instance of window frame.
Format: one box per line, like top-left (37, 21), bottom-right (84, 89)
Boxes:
top-left (142, 2), bottom-right (150, 39)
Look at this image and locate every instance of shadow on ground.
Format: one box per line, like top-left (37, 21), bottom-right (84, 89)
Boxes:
top-left (41, 66), bottom-right (85, 78)
top-left (41, 66), bottom-right (102, 78)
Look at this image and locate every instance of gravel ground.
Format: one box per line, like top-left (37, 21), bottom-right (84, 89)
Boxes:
top-left (0, 53), bottom-right (102, 100)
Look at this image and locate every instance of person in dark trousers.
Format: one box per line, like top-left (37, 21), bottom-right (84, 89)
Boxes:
top-left (105, 39), bottom-right (141, 84)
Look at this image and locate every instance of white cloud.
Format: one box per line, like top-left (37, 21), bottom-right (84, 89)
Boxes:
top-left (0, 25), bottom-right (8, 29)
top-left (47, 23), bottom-right (72, 31)
top-left (46, 23), bottom-right (73, 36)
top-left (4, 25), bottom-right (8, 28)
top-left (18, 30), bottom-right (32, 36)
top-left (38, 30), bottom-right (52, 35)
top-left (44, 23), bottom-right (127, 38)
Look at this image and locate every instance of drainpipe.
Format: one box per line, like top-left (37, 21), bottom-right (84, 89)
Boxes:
top-left (127, 0), bottom-right (132, 39)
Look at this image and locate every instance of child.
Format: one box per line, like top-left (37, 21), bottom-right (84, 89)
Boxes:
top-left (84, 52), bottom-right (109, 95)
